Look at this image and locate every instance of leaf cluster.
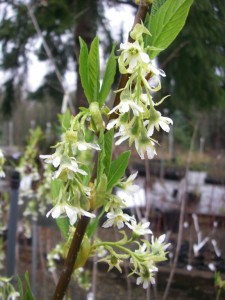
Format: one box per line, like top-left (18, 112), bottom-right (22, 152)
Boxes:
top-left (79, 37), bottom-right (117, 106)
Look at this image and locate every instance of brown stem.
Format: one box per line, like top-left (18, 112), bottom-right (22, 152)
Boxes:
top-left (52, 216), bottom-right (90, 299)
top-left (52, 2), bottom-right (150, 299)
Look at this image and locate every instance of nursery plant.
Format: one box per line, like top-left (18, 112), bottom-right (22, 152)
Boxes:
top-left (1, 0), bottom-right (193, 299)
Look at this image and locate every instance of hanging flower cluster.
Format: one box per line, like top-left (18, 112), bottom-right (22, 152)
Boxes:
top-left (107, 23), bottom-right (173, 159)
top-left (0, 276), bottom-right (20, 299)
top-left (40, 111), bottom-right (100, 225)
top-left (94, 229), bottom-right (170, 289)
top-left (15, 128), bottom-right (44, 238)
top-left (90, 170), bottom-right (170, 289)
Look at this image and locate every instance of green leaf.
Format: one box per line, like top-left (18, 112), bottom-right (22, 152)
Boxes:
top-left (61, 109), bottom-right (71, 130)
top-left (79, 37), bottom-right (92, 103)
top-left (96, 129), bottom-right (114, 185)
top-left (25, 272), bottom-right (36, 300)
top-left (103, 129), bottom-right (114, 177)
top-left (98, 45), bottom-right (116, 106)
top-left (95, 173), bottom-right (107, 208)
top-left (17, 275), bottom-right (24, 299)
top-left (87, 37), bottom-right (100, 101)
top-left (150, 0), bottom-right (167, 18)
top-left (107, 151), bottom-right (130, 191)
top-left (145, 0), bottom-right (193, 59)
top-left (50, 179), bottom-right (63, 200)
top-left (78, 164), bottom-right (91, 185)
top-left (86, 207), bottom-right (105, 238)
top-left (96, 129), bottom-right (105, 186)
top-left (56, 217), bottom-right (70, 239)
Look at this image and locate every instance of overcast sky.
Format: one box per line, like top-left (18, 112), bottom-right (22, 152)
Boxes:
top-left (0, 3), bottom-right (135, 93)
top-left (26, 3), bottom-right (135, 92)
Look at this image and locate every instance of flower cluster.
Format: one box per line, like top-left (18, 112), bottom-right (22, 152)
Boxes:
top-left (40, 111), bottom-right (99, 226)
top-left (102, 172), bottom-right (140, 230)
top-left (107, 23), bottom-right (173, 159)
top-left (0, 276), bottom-right (20, 300)
top-left (47, 243), bottom-right (64, 273)
top-left (91, 171), bottom-right (170, 289)
top-left (95, 230), bottom-right (170, 289)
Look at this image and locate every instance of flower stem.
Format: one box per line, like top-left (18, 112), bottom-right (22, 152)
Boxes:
top-left (52, 216), bottom-right (90, 300)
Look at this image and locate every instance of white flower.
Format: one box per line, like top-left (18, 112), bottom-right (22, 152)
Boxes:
top-left (118, 41), bottom-right (150, 74)
top-left (109, 100), bottom-right (143, 116)
top-left (135, 138), bottom-right (157, 160)
top-left (148, 63), bottom-right (166, 78)
top-left (120, 171), bottom-right (139, 193)
top-left (106, 113), bottom-right (130, 131)
top-left (151, 234), bottom-right (171, 255)
top-left (147, 110), bottom-right (173, 137)
top-left (126, 219), bottom-right (152, 236)
top-left (136, 263), bottom-right (158, 289)
top-left (40, 146), bottom-right (63, 168)
top-left (72, 141), bottom-right (100, 152)
top-left (109, 90), bottom-right (144, 116)
top-left (114, 127), bottom-right (131, 146)
top-left (106, 119), bottom-right (119, 130)
top-left (102, 210), bottom-right (132, 229)
top-left (7, 291), bottom-right (20, 300)
top-left (46, 204), bottom-right (95, 225)
top-left (53, 157), bottom-right (87, 180)
top-left (136, 272), bottom-right (155, 289)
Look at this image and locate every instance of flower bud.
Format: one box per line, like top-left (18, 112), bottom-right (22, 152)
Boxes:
top-left (65, 130), bottom-right (77, 142)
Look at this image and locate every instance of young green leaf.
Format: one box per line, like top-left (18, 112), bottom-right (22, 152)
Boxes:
top-left (86, 206), bottom-right (105, 238)
top-left (25, 272), bottom-right (36, 300)
top-left (56, 218), bottom-right (70, 239)
top-left (88, 37), bottom-right (100, 101)
top-left (99, 45), bottom-right (116, 106)
top-left (96, 129), bottom-right (105, 186)
top-left (103, 129), bottom-right (114, 177)
top-left (107, 151), bottom-right (130, 191)
top-left (60, 109), bottom-right (71, 131)
top-left (79, 37), bottom-right (92, 103)
top-left (50, 179), bottom-right (63, 200)
top-left (17, 275), bottom-right (24, 299)
top-left (145, 0), bottom-right (193, 59)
